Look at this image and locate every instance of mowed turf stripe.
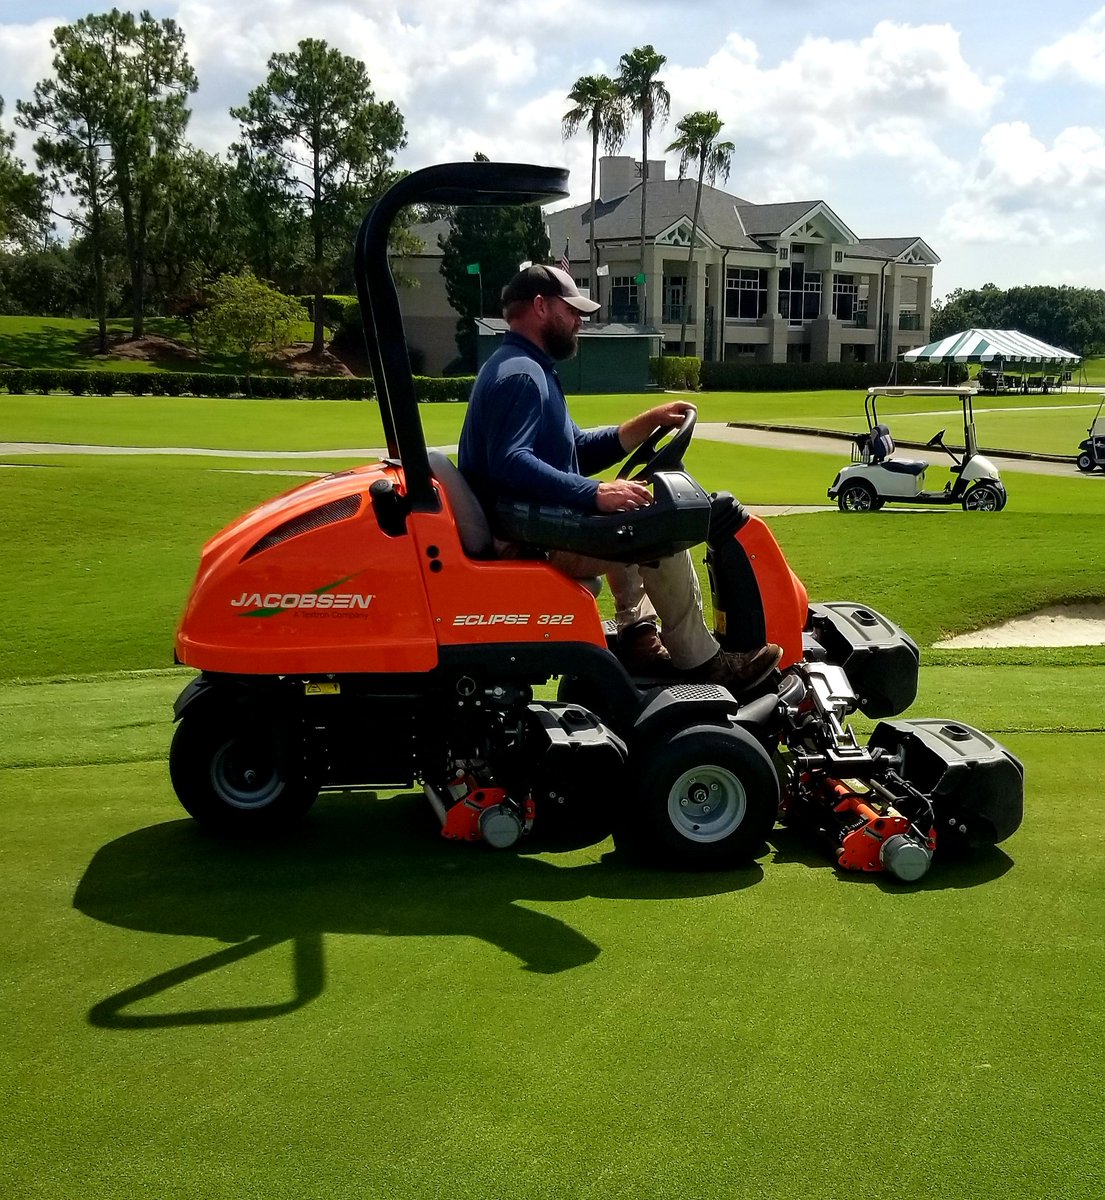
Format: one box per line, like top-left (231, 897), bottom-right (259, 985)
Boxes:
top-left (2, 734), bottom-right (1102, 1200)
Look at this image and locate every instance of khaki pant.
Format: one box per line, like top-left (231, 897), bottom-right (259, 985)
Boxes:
top-left (547, 551), bottom-right (719, 671)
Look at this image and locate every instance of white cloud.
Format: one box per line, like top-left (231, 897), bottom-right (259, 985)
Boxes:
top-left (657, 21), bottom-right (1000, 203)
top-left (1029, 7), bottom-right (1105, 84)
top-left (940, 121), bottom-right (1105, 246)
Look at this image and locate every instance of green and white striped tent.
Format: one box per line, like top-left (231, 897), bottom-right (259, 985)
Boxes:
top-left (901, 328), bottom-right (1080, 365)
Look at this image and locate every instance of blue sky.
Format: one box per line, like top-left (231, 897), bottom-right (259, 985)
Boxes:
top-left (2, 0), bottom-right (1104, 300)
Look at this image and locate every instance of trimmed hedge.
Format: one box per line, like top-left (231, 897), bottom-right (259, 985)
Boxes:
top-left (295, 294), bottom-right (362, 331)
top-left (699, 359), bottom-right (968, 391)
top-left (650, 356), bottom-right (701, 390)
top-left (0, 366), bottom-right (481, 402)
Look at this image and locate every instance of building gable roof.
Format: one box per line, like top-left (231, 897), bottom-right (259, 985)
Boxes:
top-left (859, 237), bottom-right (941, 265)
top-left (546, 179), bottom-right (762, 251)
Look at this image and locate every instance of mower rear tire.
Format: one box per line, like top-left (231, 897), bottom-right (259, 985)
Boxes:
top-left (615, 724), bottom-right (779, 868)
top-left (169, 706), bottom-right (319, 834)
top-left (1076, 452), bottom-right (1096, 473)
top-left (837, 481), bottom-right (881, 513)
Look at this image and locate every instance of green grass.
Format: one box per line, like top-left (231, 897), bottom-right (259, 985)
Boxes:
top-left (2, 667), bottom-right (1103, 1199)
top-left (3, 388), bottom-right (1101, 458)
top-left (0, 314), bottom-right (321, 375)
top-left (2, 399), bottom-right (1104, 1198)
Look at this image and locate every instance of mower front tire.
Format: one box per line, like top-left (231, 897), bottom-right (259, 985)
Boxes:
top-left (837, 481), bottom-right (881, 513)
top-left (615, 724), bottom-right (779, 869)
top-left (169, 704), bottom-right (319, 834)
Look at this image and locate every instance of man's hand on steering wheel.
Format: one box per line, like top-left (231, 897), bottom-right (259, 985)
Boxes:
top-left (595, 478), bottom-right (653, 513)
top-left (615, 404), bottom-right (697, 483)
top-left (618, 400), bottom-right (696, 453)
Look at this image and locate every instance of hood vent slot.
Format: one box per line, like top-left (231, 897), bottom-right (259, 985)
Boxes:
top-left (243, 495), bottom-right (362, 560)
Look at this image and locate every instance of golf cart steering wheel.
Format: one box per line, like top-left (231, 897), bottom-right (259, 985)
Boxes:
top-left (616, 406), bottom-right (697, 482)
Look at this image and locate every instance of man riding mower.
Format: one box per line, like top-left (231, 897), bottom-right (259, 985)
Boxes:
top-left (168, 162), bottom-right (1023, 883)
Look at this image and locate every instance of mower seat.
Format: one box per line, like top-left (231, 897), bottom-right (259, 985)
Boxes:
top-left (427, 450), bottom-right (494, 559)
top-left (427, 450), bottom-right (602, 596)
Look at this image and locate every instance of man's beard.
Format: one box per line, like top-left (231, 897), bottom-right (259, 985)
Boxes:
top-left (544, 325), bottom-right (579, 361)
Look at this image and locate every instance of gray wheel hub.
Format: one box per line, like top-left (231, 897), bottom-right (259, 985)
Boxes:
top-left (667, 764), bottom-right (748, 843)
top-left (210, 737), bottom-right (284, 809)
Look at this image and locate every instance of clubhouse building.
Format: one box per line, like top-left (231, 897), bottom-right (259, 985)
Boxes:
top-left (403, 155), bottom-right (938, 374)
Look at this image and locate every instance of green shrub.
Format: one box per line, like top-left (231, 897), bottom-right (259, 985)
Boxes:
top-left (699, 360), bottom-right (968, 391)
top-left (414, 375), bottom-right (473, 403)
top-left (650, 356), bottom-right (701, 390)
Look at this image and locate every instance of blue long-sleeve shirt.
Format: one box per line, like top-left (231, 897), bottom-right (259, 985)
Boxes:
top-left (458, 331), bottom-right (624, 514)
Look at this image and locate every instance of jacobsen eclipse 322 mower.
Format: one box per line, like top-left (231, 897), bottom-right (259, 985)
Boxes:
top-left (169, 162), bottom-right (1023, 882)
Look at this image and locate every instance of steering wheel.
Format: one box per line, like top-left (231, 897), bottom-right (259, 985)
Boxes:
top-left (616, 406), bottom-right (697, 482)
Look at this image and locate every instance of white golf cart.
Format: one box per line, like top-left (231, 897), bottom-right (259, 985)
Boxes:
top-left (1076, 398), bottom-right (1104, 473)
top-left (828, 385), bottom-right (1008, 513)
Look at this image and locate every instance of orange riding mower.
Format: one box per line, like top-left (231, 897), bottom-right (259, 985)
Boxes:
top-left (169, 162), bottom-right (1023, 881)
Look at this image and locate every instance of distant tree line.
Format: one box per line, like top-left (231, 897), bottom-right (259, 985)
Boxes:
top-left (0, 11), bottom-right (411, 357)
top-left (931, 284), bottom-right (1105, 357)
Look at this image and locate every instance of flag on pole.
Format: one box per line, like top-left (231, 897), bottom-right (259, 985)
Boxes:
top-left (466, 262), bottom-right (480, 275)
top-left (559, 240), bottom-right (570, 274)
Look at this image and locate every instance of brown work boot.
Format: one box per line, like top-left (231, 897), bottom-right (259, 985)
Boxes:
top-left (617, 621), bottom-right (673, 676)
top-left (687, 643), bottom-right (783, 691)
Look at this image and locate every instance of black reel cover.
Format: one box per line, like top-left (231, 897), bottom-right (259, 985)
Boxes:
top-left (806, 602), bottom-right (920, 718)
top-left (868, 718), bottom-right (1024, 850)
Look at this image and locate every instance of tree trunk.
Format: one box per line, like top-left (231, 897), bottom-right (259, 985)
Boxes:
top-left (87, 151), bottom-right (108, 355)
top-left (679, 158), bottom-right (706, 357)
top-left (639, 116), bottom-right (648, 322)
top-left (118, 178), bottom-right (143, 341)
top-left (589, 123), bottom-right (598, 315)
top-left (311, 144), bottom-right (325, 354)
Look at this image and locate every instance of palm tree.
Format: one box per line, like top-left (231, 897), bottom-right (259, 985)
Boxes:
top-left (666, 110), bottom-right (734, 356)
top-left (562, 74), bottom-right (626, 312)
top-left (616, 45), bottom-right (669, 320)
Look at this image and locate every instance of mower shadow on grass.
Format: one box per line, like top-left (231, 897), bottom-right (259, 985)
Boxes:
top-left (73, 791), bottom-right (763, 1030)
top-left (767, 826), bottom-right (1015, 891)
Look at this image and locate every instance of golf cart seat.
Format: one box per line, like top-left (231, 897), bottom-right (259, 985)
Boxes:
top-left (866, 424), bottom-right (927, 475)
top-left (427, 450), bottom-right (602, 596)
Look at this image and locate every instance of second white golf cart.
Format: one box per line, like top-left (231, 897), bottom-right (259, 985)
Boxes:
top-left (1076, 398), bottom-right (1104, 473)
top-left (828, 385), bottom-right (1008, 512)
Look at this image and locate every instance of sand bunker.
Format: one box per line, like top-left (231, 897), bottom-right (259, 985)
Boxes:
top-left (935, 604), bottom-right (1105, 648)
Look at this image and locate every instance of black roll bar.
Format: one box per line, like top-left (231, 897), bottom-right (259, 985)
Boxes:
top-left (353, 161), bottom-right (570, 511)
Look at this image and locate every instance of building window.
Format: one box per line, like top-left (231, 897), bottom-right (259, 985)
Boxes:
top-left (663, 275), bottom-right (689, 323)
top-left (777, 246), bottom-right (789, 261)
top-left (609, 275), bottom-right (639, 323)
top-left (833, 274), bottom-right (858, 321)
top-left (724, 268), bottom-right (767, 319)
top-left (778, 265), bottom-right (822, 323)
top-left (834, 250), bottom-right (844, 264)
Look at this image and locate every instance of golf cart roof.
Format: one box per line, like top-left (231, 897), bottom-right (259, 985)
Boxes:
top-left (867, 386), bottom-right (978, 398)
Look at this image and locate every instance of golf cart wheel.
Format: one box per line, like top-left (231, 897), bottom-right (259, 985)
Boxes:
top-left (962, 482), bottom-right (1003, 512)
top-left (169, 706), bottom-right (319, 833)
top-left (837, 481), bottom-right (881, 513)
top-left (1076, 452), bottom-right (1096, 473)
top-left (614, 725), bottom-right (779, 868)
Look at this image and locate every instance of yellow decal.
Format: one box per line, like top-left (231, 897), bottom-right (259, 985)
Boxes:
top-left (304, 681), bottom-right (341, 696)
